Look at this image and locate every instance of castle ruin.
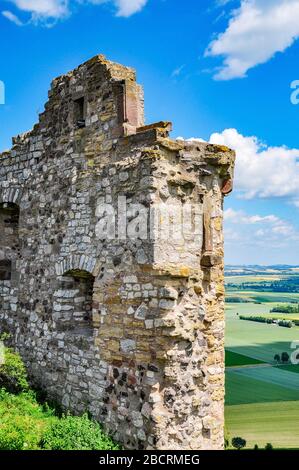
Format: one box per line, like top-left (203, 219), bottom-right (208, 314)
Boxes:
top-left (0, 55), bottom-right (235, 450)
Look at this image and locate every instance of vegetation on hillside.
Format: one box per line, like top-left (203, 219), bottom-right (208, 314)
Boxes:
top-left (226, 297), bottom-right (251, 303)
top-left (271, 304), bottom-right (299, 314)
top-left (0, 345), bottom-right (120, 451)
top-left (239, 315), bottom-right (294, 328)
top-left (227, 276), bottom-right (299, 293)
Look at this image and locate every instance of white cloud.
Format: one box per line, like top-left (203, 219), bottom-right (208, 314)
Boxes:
top-left (206, 0), bottom-right (299, 80)
top-left (171, 64), bottom-right (185, 78)
top-left (2, 9), bottom-right (23, 25)
top-left (2, 0), bottom-right (148, 25)
top-left (6, 0), bottom-right (69, 18)
top-left (216, 0), bottom-right (234, 6)
top-left (177, 128), bottom-right (299, 203)
top-left (3, 0), bottom-right (69, 25)
top-left (176, 136), bottom-right (206, 143)
top-left (176, 129), bottom-right (299, 262)
top-left (114, 0), bottom-right (148, 17)
top-left (224, 208), bottom-right (299, 249)
top-left (86, 0), bottom-right (148, 17)
top-left (225, 208), bottom-right (280, 224)
top-left (209, 128), bottom-right (299, 201)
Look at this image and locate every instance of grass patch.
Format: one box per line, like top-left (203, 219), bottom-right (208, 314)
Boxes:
top-left (225, 350), bottom-right (265, 367)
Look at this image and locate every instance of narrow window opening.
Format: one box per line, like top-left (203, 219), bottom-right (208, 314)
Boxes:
top-left (0, 203), bottom-right (20, 283)
top-left (74, 97), bottom-right (85, 128)
top-left (0, 202), bottom-right (20, 231)
top-left (0, 260), bottom-right (12, 281)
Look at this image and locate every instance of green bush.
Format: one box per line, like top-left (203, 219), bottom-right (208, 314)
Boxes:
top-left (0, 415), bottom-right (38, 450)
top-left (239, 315), bottom-right (294, 328)
top-left (41, 414), bottom-right (120, 450)
top-left (0, 347), bottom-right (120, 450)
top-left (232, 436), bottom-right (246, 450)
top-left (0, 389), bottom-right (55, 450)
top-left (265, 442), bottom-right (273, 450)
top-left (224, 425), bottom-right (230, 449)
top-left (278, 320), bottom-right (293, 328)
top-left (0, 347), bottom-right (29, 393)
top-left (281, 352), bottom-right (290, 363)
top-left (271, 304), bottom-right (299, 314)
top-left (0, 389), bottom-right (120, 450)
top-left (239, 315), bottom-right (272, 324)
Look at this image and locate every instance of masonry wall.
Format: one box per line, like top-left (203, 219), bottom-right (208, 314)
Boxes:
top-left (0, 55), bottom-right (235, 450)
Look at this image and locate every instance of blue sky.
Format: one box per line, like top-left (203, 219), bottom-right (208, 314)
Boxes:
top-left (1, 0), bottom-right (299, 265)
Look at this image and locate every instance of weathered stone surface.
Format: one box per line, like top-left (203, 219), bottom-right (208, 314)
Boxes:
top-left (0, 54), bottom-right (235, 450)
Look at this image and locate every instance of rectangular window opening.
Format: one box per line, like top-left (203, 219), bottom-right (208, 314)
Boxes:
top-left (0, 260), bottom-right (12, 281)
top-left (74, 97), bottom-right (85, 128)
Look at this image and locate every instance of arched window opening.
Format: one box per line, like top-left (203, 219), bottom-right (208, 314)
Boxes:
top-left (56, 269), bottom-right (95, 336)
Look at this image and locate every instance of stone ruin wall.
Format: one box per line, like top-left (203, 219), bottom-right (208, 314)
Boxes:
top-left (0, 55), bottom-right (235, 450)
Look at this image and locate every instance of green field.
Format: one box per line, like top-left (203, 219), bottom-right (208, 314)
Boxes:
top-left (226, 310), bottom-right (299, 364)
top-left (230, 366), bottom-right (299, 392)
top-left (226, 291), bottom-right (299, 303)
top-left (225, 350), bottom-right (265, 367)
top-left (226, 369), bottom-right (299, 405)
top-left (225, 401), bottom-right (299, 449)
top-left (225, 275), bottom-right (284, 284)
top-left (276, 364), bottom-right (299, 373)
top-left (226, 300), bottom-right (299, 321)
top-left (225, 273), bottom-right (299, 449)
